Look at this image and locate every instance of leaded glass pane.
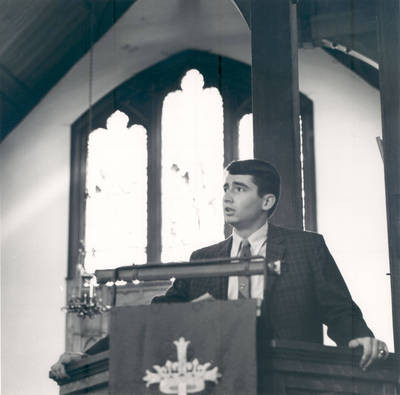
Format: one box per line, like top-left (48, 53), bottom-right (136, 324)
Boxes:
top-left (84, 110), bottom-right (147, 273)
top-left (161, 69), bottom-right (224, 262)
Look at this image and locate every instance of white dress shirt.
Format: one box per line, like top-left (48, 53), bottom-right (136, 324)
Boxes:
top-left (228, 221), bottom-right (268, 300)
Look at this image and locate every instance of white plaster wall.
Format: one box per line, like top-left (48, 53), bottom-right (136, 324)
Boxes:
top-left (299, 48), bottom-right (393, 350)
top-left (0, 1), bottom-right (394, 393)
top-left (1, 76), bottom-right (71, 395)
top-left (0, 1), bottom-right (250, 393)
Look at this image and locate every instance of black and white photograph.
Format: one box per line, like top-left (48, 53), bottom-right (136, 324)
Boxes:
top-left (1, 0), bottom-right (399, 394)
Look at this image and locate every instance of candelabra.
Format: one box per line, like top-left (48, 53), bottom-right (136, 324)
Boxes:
top-left (63, 269), bottom-right (111, 319)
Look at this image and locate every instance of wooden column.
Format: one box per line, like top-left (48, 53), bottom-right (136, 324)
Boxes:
top-left (251, 0), bottom-right (302, 229)
top-left (147, 90), bottom-right (163, 264)
top-left (377, 0), bottom-right (400, 352)
top-left (223, 95), bottom-right (248, 238)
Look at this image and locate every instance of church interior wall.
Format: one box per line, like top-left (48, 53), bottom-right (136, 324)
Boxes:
top-left (0, 1), bottom-right (393, 393)
top-left (298, 48), bottom-right (392, 349)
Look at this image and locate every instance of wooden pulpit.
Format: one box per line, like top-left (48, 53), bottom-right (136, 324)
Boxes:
top-left (53, 260), bottom-right (400, 394)
top-left (54, 325), bottom-right (399, 394)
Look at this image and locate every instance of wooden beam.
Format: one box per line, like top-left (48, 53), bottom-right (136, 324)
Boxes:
top-left (377, 0), bottom-right (400, 352)
top-left (300, 95), bottom-right (317, 232)
top-left (251, 0), bottom-right (303, 229)
top-left (323, 48), bottom-right (379, 89)
top-left (311, 11), bottom-right (376, 41)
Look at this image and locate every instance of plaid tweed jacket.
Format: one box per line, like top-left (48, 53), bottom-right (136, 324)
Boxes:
top-left (152, 223), bottom-right (373, 346)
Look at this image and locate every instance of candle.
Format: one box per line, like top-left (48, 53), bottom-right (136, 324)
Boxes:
top-left (89, 278), bottom-right (94, 298)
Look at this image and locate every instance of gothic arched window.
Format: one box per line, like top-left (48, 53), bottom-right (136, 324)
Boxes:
top-left (68, 50), bottom-right (314, 279)
top-left (84, 111), bottom-right (148, 272)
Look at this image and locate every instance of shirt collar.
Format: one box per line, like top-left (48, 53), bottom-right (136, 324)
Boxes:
top-left (231, 221), bottom-right (269, 256)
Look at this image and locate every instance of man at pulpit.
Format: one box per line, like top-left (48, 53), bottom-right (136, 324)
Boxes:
top-left (50, 159), bottom-right (389, 381)
top-left (152, 159), bottom-right (389, 371)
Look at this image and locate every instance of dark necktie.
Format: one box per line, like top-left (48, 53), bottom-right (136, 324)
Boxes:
top-left (238, 239), bottom-right (251, 298)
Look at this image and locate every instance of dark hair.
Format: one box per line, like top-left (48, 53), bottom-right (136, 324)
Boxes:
top-left (225, 159), bottom-right (280, 216)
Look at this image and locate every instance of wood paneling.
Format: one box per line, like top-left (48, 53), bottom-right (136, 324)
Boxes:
top-left (54, 336), bottom-right (400, 394)
top-left (0, 0), bottom-right (136, 140)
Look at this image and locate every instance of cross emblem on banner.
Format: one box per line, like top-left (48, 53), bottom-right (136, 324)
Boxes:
top-left (143, 337), bottom-right (222, 395)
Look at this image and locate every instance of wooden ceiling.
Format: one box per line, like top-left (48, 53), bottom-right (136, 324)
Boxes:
top-left (298, 0), bottom-right (378, 59)
top-left (0, 0), bottom-right (135, 141)
top-left (0, 0), bottom-right (379, 141)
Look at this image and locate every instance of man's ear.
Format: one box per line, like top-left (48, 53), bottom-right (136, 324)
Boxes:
top-left (262, 194), bottom-right (276, 212)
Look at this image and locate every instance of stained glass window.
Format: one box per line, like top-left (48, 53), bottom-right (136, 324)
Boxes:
top-left (161, 69), bottom-right (225, 262)
top-left (84, 110), bottom-right (147, 273)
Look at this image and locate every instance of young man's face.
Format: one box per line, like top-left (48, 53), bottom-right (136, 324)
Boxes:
top-left (223, 173), bottom-right (274, 232)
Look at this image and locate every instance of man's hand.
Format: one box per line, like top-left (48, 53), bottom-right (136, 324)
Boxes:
top-left (49, 352), bottom-right (87, 380)
top-left (348, 337), bottom-right (389, 370)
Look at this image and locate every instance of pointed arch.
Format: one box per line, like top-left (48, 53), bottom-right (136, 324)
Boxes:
top-left (68, 50), bottom-right (315, 277)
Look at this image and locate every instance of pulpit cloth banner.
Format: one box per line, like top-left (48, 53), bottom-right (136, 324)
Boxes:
top-left (109, 299), bottom-right (257, 395)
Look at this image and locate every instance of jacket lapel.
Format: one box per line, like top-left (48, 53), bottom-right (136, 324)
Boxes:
top-left (212, 237), bottom-right (232, 299)
top-left (265, 223), bottom-right (286, 293)
top-left (217, 236), bottom-right (233, 257)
